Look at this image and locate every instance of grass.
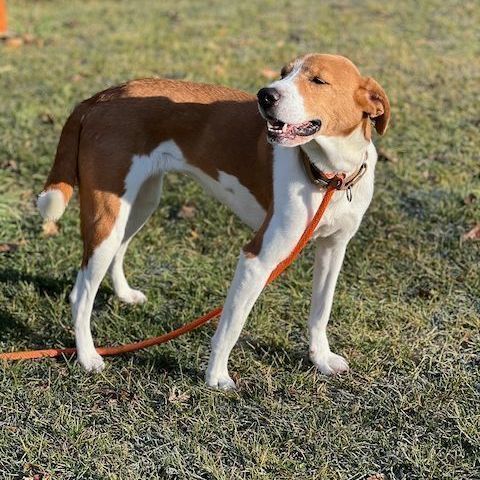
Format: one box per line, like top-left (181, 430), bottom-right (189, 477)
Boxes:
top-left (0, 0), bottom-right (479, 478)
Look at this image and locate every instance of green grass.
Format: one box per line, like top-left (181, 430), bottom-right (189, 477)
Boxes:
top-left (1, 0), bottom-right (479, 478)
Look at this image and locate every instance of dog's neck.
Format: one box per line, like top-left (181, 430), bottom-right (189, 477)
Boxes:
top-left (299, 125), bottom-right (370, 175)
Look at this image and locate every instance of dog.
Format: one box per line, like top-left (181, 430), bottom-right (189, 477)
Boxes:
top-left (37, 53), bottom-right (390, 389)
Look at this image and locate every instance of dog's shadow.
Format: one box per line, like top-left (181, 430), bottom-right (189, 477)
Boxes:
top-left (0, 267), bottom-right (204, 377)
top-left (0, 278), bottom-right (308, 386)
top-left (240, 335), bottom-right (309, 366)
top-left (127, 349), bottom-right (202, 381)
top-left (0, 266), bottom-right (74, 295)
top-left (0, 268), bottom-right (69, 343)
top-left (0, 267), bottom-right (109, 347)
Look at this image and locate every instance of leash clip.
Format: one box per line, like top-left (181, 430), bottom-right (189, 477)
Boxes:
top-left (334, 176), bottom-right (346, 190)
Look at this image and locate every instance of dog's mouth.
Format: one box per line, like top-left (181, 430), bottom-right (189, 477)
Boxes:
top-left (265, 117), bottom-right (322, 142)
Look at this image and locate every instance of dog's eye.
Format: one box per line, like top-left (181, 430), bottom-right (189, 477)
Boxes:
top-left (311, 77), bottom-right (328, 85)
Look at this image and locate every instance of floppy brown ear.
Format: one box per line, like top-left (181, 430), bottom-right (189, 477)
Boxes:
top-left (355, 77), bottom-right (390, 135)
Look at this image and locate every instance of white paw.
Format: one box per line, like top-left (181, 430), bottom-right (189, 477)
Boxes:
top-left (117, 288), bottom-right (147, 305)
top-left (312, 351), bottom-right (349, 376)
top-left (205, 372), bottom-right (237, 390)
top-left (78, 351), bottom-right (105, 372)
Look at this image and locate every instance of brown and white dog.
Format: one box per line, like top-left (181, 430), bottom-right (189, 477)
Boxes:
top-left (37, 53), bottom-right (390, 389)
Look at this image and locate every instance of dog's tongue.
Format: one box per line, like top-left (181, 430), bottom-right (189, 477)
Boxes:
top-left (281, 122), bottom-right (298, 138)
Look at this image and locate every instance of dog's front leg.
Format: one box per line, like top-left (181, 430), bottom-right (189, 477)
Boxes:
top-left (308, 234), bottom-right (351, 375)
top-left (205, 252), bottom-right (270, 389)
top-left (206, 206), bottom-right (310, 389)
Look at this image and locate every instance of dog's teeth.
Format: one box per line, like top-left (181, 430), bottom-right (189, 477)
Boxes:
top-left (282, 123), bottom-right (288, 132)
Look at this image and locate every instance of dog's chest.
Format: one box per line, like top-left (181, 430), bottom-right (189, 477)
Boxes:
top-left (313, 190), bottom-right (369, 239)
top-left (272, 145), bottom-right (375, 241)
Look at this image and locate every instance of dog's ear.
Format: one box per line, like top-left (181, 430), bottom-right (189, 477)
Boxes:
top-left (355, 77), bottom-right (390, 135)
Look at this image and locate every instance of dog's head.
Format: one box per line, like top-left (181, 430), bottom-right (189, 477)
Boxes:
top-left (257, 53), bottom-right (390, 146)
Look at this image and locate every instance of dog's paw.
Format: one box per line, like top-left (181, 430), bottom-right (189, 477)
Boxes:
top-left (312, 351), bottom-right (349, 376)
top-left (205, 372), bottom-right (237, 390)
top-left (117, 288), bottom-right (147, 305)
top-left (78, 352), bottom-right (105, 373)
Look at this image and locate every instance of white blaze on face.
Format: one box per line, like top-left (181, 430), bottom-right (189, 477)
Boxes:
top-left (267, 59), bottom-right (308, 124)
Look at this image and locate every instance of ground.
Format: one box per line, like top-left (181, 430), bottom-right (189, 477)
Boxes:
top-left (0, 1), bottom-right (479, 479)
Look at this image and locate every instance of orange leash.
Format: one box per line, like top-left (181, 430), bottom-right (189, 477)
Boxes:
top-left (0, 188), bottom-right (335, 361)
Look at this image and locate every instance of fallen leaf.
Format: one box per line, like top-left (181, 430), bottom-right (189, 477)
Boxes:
top-left (2, 159), bottom-right (19, 172)
top-left (377, 149), bottom-right (398, 163)
top-left (0, 241), bottom-right (26, 253)
top-left (462, 224), bottom-right (480, 241)
top-left (168, 386), bottom-right (190, 404)
top-left (260, 68), bottom-right (278, 80)
top-left (5, 37), bottom-right (23, 48)
top-left (22, 33), bottom-right (36, 44)
top-left (463, 193), bottom-right (477, 205)
top-left (177, 204), bottom-right (196, 219)
top-left (42, 221), bottom-right (59, 237)
top-left (422, 170), bottom-right (436, 181)
top-left (214, 65), bottom-right (225, 76)
top-left (40, 113), bottom-right (55, 125)
top-left (22, 474), bottom-right (50, 480)
top-left (20, 189), bottom-right (33, 201)
top-left (71, 73), bottom-right (84, 82)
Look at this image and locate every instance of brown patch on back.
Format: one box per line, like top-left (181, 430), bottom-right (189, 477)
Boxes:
top-left (69, 79), bottom-right (273, 265)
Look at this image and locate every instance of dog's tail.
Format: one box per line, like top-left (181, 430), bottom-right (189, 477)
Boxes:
top-left (37, 102), bottom-right (89, 221)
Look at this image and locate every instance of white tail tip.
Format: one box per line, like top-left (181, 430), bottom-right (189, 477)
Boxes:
top-left (37, 189), bottom-right (67, 221)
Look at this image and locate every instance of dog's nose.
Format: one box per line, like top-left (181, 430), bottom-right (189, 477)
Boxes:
top-left (257, 87), bottom-right (281, 109)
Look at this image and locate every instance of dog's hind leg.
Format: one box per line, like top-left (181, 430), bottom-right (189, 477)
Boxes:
top-left (70, 191), bottom-right (130, 372)
top-left (109, 173), bottom-right (164, 304)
